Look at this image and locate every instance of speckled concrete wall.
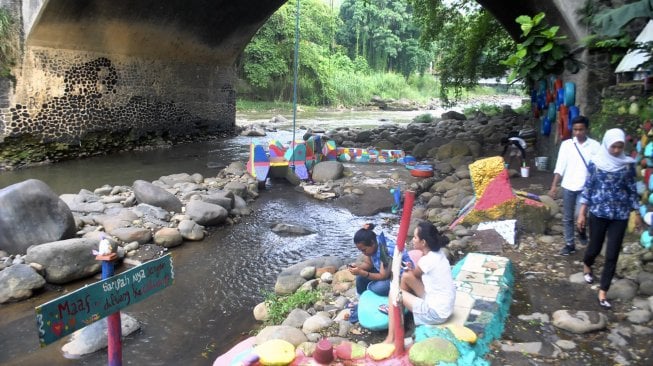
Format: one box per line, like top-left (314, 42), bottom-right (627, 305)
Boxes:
top-left (1, 46), bottom-right (235, 144)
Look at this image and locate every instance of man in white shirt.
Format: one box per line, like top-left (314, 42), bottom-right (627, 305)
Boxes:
top-left (548, 116), bottom-right (600, 256)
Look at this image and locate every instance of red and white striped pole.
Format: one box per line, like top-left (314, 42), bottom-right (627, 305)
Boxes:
top-left (391, 190), bottom-right (414, 356)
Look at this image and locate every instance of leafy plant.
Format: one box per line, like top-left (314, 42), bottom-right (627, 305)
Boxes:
top-left (0, 7), bottom-right (19, 78)
top-left (412, 113), bottom-right (434, 123)
top-left (501, 12), bottom-right (579, 87)
top-left (263, 289), bottom-right (321, 325)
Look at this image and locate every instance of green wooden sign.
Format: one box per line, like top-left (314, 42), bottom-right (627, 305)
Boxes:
top-left (35, 254), bottom-right (174, 347)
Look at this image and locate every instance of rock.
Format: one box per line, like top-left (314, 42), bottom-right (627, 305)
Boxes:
top-left (409, 337), bottom-right (459, 365)
top-left (282, 308), bottom-right (311, 328)
top-left (59, 192), bottom-right (106, 213)
top-left (185, 199), bottom-right (228, 226)
top-left (0, 179), bottom-right (76, 255)
top-left (255, 325), bottom-right (308, 346)
top-left (158, 173), bottom-right (193, 187)
top-left (312, 161), bottom-right (344, 183)
top-left (271, 223), bottom-right (314, 236)
top-left (441, 111), bottom-right (466, 120)
top-left (61, 313), bottom-right (140, 357)
top-left (224, 181), bottom-right (248, 198)
top-left (300, 266), bottom-right (316, 279)
top-left (0, 263), bottom-right (46, 303)
top-left (552, 310), bottom-right (608, 334)
top-left (254, 302), bottom-right (269, 321)
top-left (132, 180), bottom-right (182, 213)
top-left (254, 339), bottom-right (295, 366)
top-left (25, 238), bottom-right (101, 284)
top-left (626, 309), bottom-right (652, 324)
top-left (222, 161), bottom-right (247, 176)
top-left (275, 275), bottom-right (307, 295)
top-left (607, 278), bottom-right (638, 301)
top-left (153, 228), bottom-right (183, 248)
top-left (132, 203), bottom-right (171, 222)
top-left (178, 220), bottom-right (205, 241)
top-left (110, 227), bottom-right (152, 245)
top-left (201, 191), bottom-right (234, 210)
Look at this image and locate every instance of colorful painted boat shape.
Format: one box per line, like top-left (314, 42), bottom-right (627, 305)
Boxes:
top-left (335, 147), bottom-right (405, 163)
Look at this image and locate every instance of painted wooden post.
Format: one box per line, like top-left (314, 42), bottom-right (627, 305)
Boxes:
top-left (393, 190), bottom-right (414, 356)
top-left (97, 253), bottom-right (122, 366)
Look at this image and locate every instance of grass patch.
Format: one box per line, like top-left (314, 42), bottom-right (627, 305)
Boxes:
top-left (263, 289), bottom-right (321, 325)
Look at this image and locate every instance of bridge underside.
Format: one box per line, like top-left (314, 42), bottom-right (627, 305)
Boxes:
top-left (0, 0), bottom-right (598, 166)
top-left (0, 0), bottom-right (284, 166)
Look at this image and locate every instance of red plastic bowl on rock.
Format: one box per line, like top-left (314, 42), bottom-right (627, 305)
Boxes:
top-left (410, 164), bottom-right (434, 178)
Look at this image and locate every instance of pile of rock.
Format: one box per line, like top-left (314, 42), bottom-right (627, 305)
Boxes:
top-left (0, 161), bottom-right (259, 304)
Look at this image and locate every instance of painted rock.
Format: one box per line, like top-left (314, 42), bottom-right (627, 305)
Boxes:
top-left (254, 339), bottom-right (296, 366)
top-left (409, 337), bottom-right (459, 366)
top-left (367, 343), bottom-right (395, 360)
top-left (334, 341), bottom-right (366, 360)
top-left (446, 324), bottom-right (477, 344)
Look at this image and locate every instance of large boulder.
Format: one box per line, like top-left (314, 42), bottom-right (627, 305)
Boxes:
top-left (0, 264), bottom-right (46, 303)
top-left (312, 161), bottom-right (344, 183)
top-left (185, 199), bottom-right (228, 226)
top-left (132, 180), bottom-right (182, 213)
top-left (0, 179), bottom-right (76, 254)
top-left (25, 238), bottom-right (101, 284)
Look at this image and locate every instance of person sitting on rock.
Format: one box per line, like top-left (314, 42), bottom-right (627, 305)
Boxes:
top-left (383, 221), bottom-right (455, 344)
top-left (501, 131), bottom-right (527, 169)
top-left (348, 223), bottom-right (411, 296)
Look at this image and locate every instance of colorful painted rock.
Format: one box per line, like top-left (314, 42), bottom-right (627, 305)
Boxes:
top-left (334, 341), bottom-right (366, 360)
top-left (254, 339), bottom-right (295, 366)
top-left (367, 343), bottom-right (395, 361)
top-left (408, 337), bottom-right (459, 366)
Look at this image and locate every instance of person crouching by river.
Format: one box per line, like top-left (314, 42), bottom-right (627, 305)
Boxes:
top-left (348, 223), bottom-right (412, 296)
top-left (384, 221), bottom-right (456, 344)
top-left (577, 128), bottom-right (643, 310)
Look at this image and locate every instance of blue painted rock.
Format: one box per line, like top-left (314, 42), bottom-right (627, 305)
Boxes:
top-left (358, 290), bottom-right (390, 331)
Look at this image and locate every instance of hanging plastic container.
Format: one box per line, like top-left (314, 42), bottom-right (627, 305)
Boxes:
top-left (564, 82), bottom-right (576, 106)
top-left (568, 105), bottom-right (580, 130)
top-left (541, 115), bottom-right (552, 136)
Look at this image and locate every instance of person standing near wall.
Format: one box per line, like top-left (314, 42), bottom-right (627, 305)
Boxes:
top-left (548, 116), bottom-right (600, 256)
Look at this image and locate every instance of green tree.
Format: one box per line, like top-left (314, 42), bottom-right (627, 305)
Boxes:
top-left (409, 0), bottom-right (514, 105)
top-left (337, 0), bottom-right (433, 76)
top-left (237, 0), bottom-right (342, 104)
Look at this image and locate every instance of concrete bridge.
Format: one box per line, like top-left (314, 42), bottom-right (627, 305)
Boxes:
top-left (0, 0), bottom-right (597, 165)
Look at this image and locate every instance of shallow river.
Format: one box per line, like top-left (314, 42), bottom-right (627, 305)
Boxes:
top-left (0, 109), bottom-right (435, 366)
top-left (0, 100), bottom-right (523, 366)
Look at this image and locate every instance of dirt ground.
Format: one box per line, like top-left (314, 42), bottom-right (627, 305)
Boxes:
top-left (339, 163), bottom-right (653, 365)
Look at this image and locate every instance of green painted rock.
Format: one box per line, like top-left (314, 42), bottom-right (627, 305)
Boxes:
top-left (409, 337), bottom-right (459, 366)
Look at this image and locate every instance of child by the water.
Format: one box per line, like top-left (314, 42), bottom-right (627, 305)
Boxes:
top-left (383, 221), bottom-right (455, 344)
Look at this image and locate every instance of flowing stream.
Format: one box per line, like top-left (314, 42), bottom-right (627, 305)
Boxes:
top-left (0, 100), bottom-right (523, 365)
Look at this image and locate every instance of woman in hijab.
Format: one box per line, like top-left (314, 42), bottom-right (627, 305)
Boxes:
top-left (577, 128), bottom-right (643, 309)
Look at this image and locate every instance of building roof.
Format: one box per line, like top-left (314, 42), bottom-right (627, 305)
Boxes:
top-left (615, 19), bottom-right (653, 73)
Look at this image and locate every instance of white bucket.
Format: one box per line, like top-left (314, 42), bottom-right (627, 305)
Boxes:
top-left (535, 156), bottom-right (549, 171)
top-left (520, 166), bottom-right (530, 178)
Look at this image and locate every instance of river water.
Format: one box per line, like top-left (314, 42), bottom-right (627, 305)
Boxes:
top-left (0, 100), bottom-right (522, 366)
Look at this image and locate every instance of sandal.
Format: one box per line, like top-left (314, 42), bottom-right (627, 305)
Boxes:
top-left (598, 298), bottom-right (612, 310)
top-left (583, 272), bottom-right (594, 284)
top-left (378, 304), bottom-right (389, 315)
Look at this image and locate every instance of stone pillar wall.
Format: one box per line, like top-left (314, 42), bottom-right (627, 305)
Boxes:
top-left (0, 46), bottom-right (236, 166)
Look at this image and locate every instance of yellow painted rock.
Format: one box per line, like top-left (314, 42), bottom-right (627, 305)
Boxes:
top-left (254, 339), bottom-right (296, 366)
top-left (446, 324), bottom-right (477, 344)
top-left (367, 343), bottom-right (395, 360)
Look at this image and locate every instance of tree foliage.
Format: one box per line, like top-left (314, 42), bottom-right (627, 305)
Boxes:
top-left (0, 7), bottom-right (19, 78)
top-left (237, 0), bottom-right (341, 104)
top-left (408, 0), bottom-right (514, 105)
top-left (337, 0), bottom-right (432, 76)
